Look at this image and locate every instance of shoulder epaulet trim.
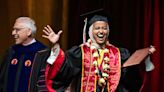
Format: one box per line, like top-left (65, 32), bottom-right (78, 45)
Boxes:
top-left (37, 49), bottom-right (50, 53)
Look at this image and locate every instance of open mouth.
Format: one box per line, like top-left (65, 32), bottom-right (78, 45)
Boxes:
top-left (97, 33), bottom-right (105, 39)
top-left (14, 34), bottom-right (19, 39)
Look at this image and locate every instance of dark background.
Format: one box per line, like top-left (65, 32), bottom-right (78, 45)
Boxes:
top-left (0, 0), bottom-right (163, 91)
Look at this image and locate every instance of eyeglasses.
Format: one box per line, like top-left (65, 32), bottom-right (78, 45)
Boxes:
top-left (13, 28), bottom-right (27, 33)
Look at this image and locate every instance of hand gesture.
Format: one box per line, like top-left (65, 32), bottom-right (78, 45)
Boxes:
top-left (148, 45), bottom-right (156, 54)
top-left (42, 25), bottom-right (62, 44)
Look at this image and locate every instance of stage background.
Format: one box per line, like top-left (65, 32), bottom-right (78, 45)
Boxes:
top-left (0, 0), bottom-right (163, 91)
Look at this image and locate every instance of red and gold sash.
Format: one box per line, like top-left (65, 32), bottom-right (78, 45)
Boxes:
top-left (80, 44), bottom-right (121, 92)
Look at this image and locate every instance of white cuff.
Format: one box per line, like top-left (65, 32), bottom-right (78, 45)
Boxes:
top-left (47, 44), bottom-right (60, 65)
top-left (145, 56), bottom-right (155, 72)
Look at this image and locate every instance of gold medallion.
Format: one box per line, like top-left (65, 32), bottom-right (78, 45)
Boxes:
top-left (25, 60), bottom-right (31, 67)
top-left (11, 58), bottom-right (18, 65)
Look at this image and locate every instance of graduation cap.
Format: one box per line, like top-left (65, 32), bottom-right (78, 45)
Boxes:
top-left (122, 46), bottom-right (156, 68)
top-left (80, 8), bottom-right (104, 18)
top-left (80, 8), bottom-right (111, 43)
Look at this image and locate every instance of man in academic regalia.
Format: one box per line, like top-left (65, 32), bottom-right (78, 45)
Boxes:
top-left (42, 15), bottom-right (132, 92)
top-left (0, 17), bottom-right (50, 92)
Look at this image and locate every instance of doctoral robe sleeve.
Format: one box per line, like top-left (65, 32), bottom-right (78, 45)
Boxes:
top-left (0, 56), bottom-right (7, 92)
top-left (0, 47), bottom-right (13, 92)
top-left (46, 46), bottom-right (82, 92)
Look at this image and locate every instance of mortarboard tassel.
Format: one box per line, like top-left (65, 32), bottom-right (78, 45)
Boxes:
top-left (83, 18), bottom-right (87, 43)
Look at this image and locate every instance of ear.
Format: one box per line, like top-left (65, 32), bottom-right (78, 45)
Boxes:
top-left (27, 29), bottom-right (32, 36)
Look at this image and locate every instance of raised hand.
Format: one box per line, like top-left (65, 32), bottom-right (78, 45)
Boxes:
top-left (42, 25), bottom-right (62, 44)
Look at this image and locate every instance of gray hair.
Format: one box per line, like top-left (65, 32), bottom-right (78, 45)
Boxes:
top-left (16, 17), bottom-right (37, 36)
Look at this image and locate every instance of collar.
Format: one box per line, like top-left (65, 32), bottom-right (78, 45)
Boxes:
top-left (23, 39), bottom-right (36, 46)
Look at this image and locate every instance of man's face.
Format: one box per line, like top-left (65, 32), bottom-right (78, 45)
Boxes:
top-left (12, 21), bottom-right (31, 45)
top-left (92, 21), bottom-right (109, 46)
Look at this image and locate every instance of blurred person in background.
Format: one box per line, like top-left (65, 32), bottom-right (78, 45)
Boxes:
top-left (0, 17), bottom-right (50, 92)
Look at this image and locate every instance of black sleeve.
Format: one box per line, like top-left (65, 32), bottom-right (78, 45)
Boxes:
top-left (0, 47), bottom-right (14, 92)
top-left (117, 48), bottom-right (142, 92)
top-left (0, 56), bottom-right (7, 92)
top-left (119, 47), bottom-right (131, 80)
top-left (119, 47), bottom-right (130, 65)
top-left (52, 46), bottom-right (82, 91)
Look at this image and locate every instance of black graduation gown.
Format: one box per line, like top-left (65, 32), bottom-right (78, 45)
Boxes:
top-left (0, 41), bottom-right (50, 92)
top-left (48, 46), bottom-right (131, 92)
